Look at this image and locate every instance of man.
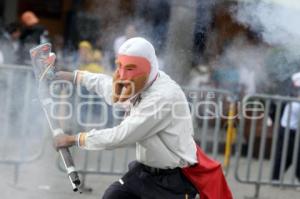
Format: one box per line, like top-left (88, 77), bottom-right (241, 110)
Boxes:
top-left (18, 11), bottom-right (49, 65)
top-left (0, 22), bottom-right (21, 64)
top-left (54, 37), bottom-right (232, 199)
top-left (272, 72), bottom-right (300, 181)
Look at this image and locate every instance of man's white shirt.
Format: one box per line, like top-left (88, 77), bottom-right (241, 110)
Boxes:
top-left (78, 71), bottom-right (197, 169)
top-left (281, 102), bottom-right (300, 130)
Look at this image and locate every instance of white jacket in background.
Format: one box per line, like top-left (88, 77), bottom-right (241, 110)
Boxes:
top-left (281, 102), bottom-right (300, 130)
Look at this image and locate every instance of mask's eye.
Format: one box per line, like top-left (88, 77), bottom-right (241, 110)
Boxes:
top-left (125, 64), bottom-right (137, 71)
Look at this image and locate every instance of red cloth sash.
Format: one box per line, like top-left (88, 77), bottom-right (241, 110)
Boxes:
top-left (182, 145), bottom-right (233, 199)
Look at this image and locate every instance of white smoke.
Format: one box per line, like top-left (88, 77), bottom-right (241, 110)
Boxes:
top-left (231, 0), bottom-right (300, 94)
top-left (220, 36), bottom-right (269, 94)
top-left (233, 0), bottom-right (300, 60)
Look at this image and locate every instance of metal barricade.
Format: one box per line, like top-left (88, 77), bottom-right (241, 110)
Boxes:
top-left (234, 94), bottom-right (300, 198)
top-left (182, 87), bottom-right (237, 168)
top-left (56, 85), bottom-right (237, 191)
top-left (0, 64), bottom-right (48, 184)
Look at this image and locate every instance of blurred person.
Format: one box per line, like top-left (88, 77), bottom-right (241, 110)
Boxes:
top-left (272, 72), bottom-right (300, 181)
top-left (52, 35), bottom-right (78, 72)
top-left (78, 41), bottom-right (104, 73)
top-left (18, 11), bottom-right (49, 65)
top-left (77, 41), bottom-right (92, 67)
top-left (264, 48), bottom-right (300, 95)
top-left (187, 62), bottom-right (212, 88)
top-left (211, 60), bottom-right (241, 93)
top-left (210, 35), bottom-right (263, 96)
top-left (52, 34), bottom-right (65, 67)
top-left (4, 22), bottom-right (21, 52)
top-left (90, 49), bottom-right (105, 72)
top-left (52, 37), bottom-right (232, 199)
top-left (0, 22), bottom-right (21, 64)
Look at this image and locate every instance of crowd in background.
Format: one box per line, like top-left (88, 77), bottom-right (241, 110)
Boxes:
top-left (0, 1), bottom-right (299, 97)
top-left (0, 11), bottom-right (108, 73)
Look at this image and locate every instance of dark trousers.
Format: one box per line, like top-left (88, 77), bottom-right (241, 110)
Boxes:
top-left (272, 126), bottom-right (300, 180)
top-left (103, 161), bottom-right (197, 199)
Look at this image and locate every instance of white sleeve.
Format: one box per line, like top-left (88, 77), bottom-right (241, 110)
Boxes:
top-left (80, 95), bottom-right (172, 150)
top-left (80, 72), bottom-right (113, 105)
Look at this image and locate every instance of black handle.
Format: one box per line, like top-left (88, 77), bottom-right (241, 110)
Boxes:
top-left (59, 147), bottom-right (81, 191)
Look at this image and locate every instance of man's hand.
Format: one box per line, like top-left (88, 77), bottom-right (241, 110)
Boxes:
top-left (54, 71), bottom-right (74, 82)
top-left (54, 134), bottom-right (76, 150)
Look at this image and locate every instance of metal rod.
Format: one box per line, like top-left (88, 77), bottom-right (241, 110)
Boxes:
top-left (269, 101), bottom-right (282, 181)
top-left (257, 100), bottom-right (271, 183)
top-left (201, 93), bottom-right (209, 152)
top-left (254, 183), bottom-right (260, 198)
top-left (212, 95), bottom-right (222, 159)
top-left (1, 71), bottom-right (14, 159)
top-left (246, 101), bottom-right (258, 181)
top-left (290, 105), bottom-right (300, 184)
top-left (279, 103), bottom-right (292, 185)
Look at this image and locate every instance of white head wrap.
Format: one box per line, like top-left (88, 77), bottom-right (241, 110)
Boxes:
top-left (118, 37), bottom-right (159, 85)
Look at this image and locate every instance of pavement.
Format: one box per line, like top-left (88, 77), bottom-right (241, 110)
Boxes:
top-left (0, 140), bottom-right (299, 199)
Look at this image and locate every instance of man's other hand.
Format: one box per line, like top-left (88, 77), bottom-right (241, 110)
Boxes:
top-left (54, 134), bottom-right (76, 150)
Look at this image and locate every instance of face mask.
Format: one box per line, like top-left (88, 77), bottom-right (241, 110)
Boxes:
top-left (117, 55), bottom-right (151, 79)
top-left (112, 55), bottom-right (151, 103)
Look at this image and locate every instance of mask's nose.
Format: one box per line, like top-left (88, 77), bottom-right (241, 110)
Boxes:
top-left (118, 68), bottom-right (127, 80)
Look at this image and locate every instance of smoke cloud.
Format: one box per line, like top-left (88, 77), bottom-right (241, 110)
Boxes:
top-left (232, 0), bottom-right (300, 94)
top-left (234, 0), bottom-right (300, 54)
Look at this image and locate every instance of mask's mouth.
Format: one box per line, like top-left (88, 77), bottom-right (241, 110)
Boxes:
top-left (122, 82), bottom-right (131, 89)
top-left (113, 80), bottom-right (135, 103)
